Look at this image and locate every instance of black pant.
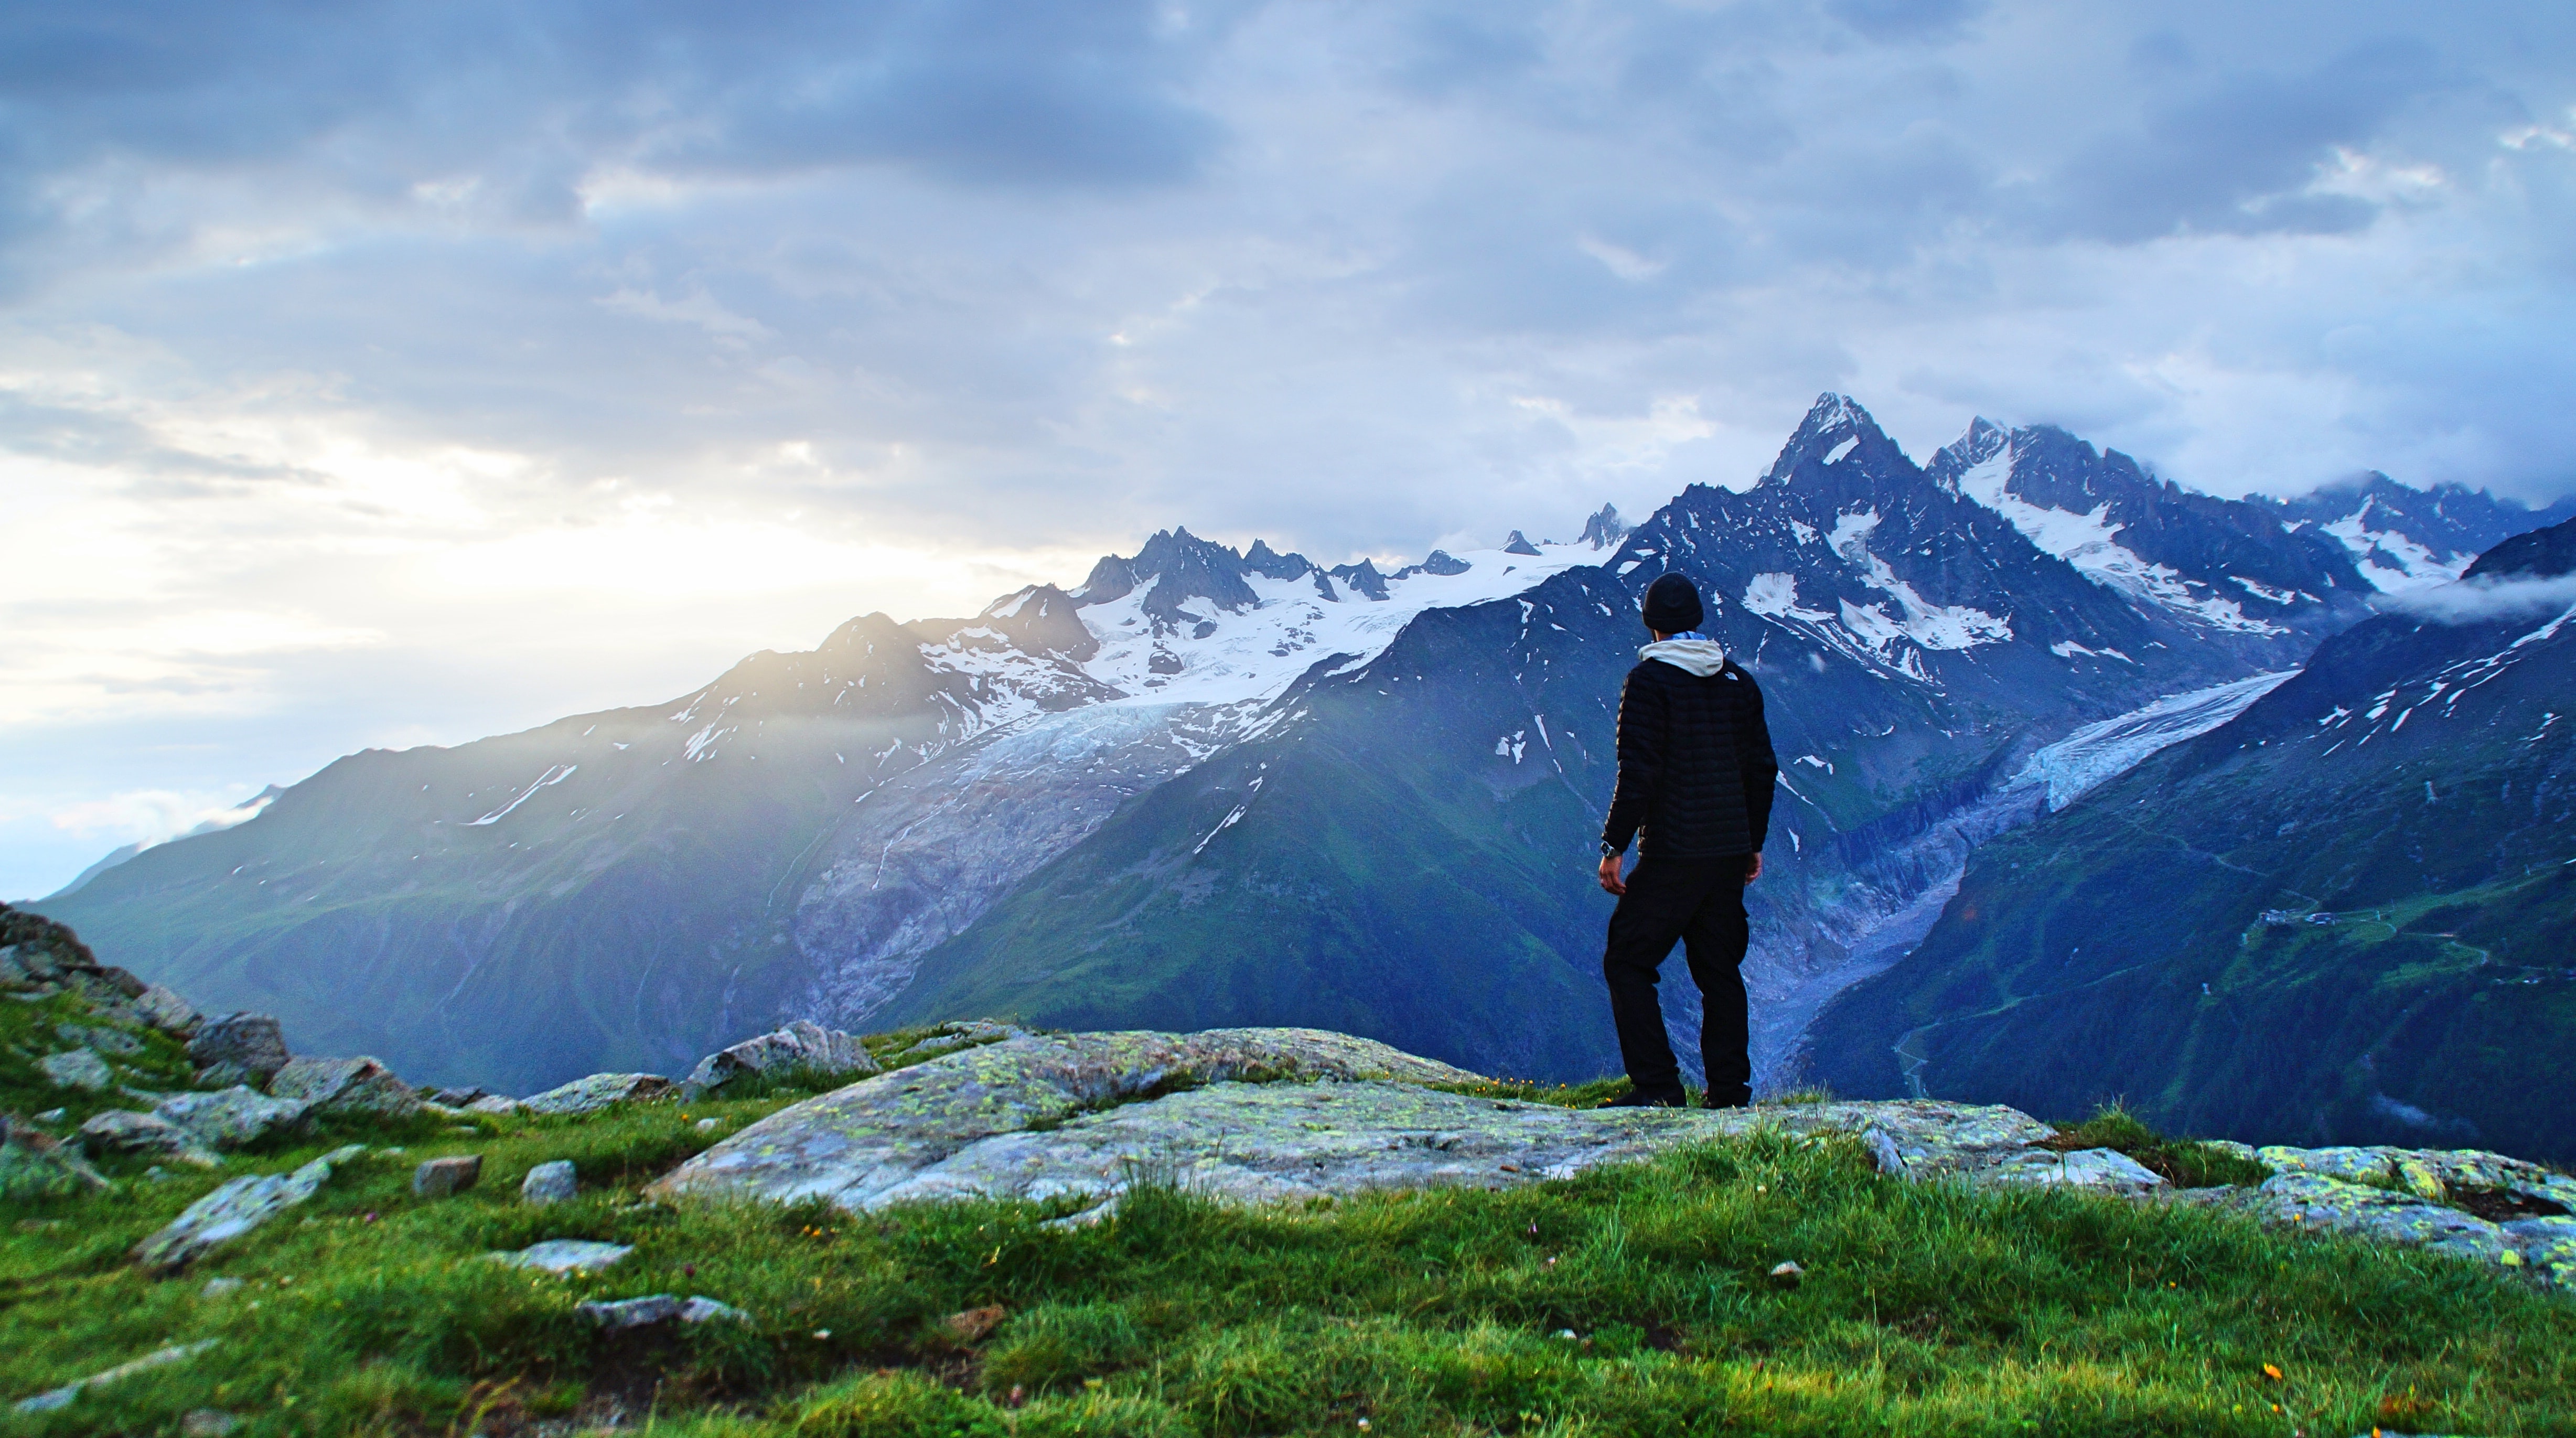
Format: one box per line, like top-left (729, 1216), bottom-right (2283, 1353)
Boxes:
top-left (1603, 854), bottom-right (1752, 1105)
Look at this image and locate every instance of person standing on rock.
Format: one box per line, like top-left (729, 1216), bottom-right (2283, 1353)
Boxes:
top-left (1595, 572), bottom-right (1778, 1109)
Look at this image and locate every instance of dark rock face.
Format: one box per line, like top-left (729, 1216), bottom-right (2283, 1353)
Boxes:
top-left (1328, 559), bottom-right (1391, 599)
top-left (186, 1014), bottom-right (289, 1086)
top-left (1502, 530), bottom-right (1542, 556)
top-left (1242, 539), bottom-right (1316, 581)
top-left (1579, 505), bottom-right (1633, 549)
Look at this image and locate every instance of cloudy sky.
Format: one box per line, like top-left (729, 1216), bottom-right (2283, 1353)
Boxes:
top-left (4, 0), bottom-right (2573, 897)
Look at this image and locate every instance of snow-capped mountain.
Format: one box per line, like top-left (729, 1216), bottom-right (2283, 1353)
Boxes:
top-left (1807, 512), bottom-right (2576, 1160)
top-left (38, 394), bottom-right (2571, 1099)
top-left (2259, 471), bottom-right (2576, 594)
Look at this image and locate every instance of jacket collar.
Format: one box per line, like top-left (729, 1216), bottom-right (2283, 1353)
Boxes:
top-left (1638, 633), bottom-right (1727, 677)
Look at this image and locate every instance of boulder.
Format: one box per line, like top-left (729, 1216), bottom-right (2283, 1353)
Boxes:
top-left (131, 1146), bottom-right (366, 1272)
top-left (79, 1110), bottom-right (220, 1167)
top-left (1988, 1146), bottom-right (2169, 1195)
top-left (683, 1020), bottom-right (881, 1098)
top-left (135, 984), bottom-right (200, 1036)
top-left (155, 1087), bottom-right (313, 1150)
top-left (432, 1086), bottom-right (488, 1107)
top-left (412, 1154), bottom-right (482, 1197)
top-left (58, 1021), bottom-right (143, 1056)
top-left (521, 1159), bottom-right (577, 1206)
top-left (487, 1239), bottom-right (631, 1274)
top-left (0, 1115), bottom-right (109, 1200)
top-left (186, 1014), bottom-right (288, 1086)
top-left (38, 1048), bottom-right (115, 1091)
top-left (464, 1095), bottom-right (525, 1116)
top-left (520, 1072), bottom-right (674, 1117)
top-left (884, 1020), bottom-right (1033, 1067)
top-left (270, 1056), bottom-right (421, 1118)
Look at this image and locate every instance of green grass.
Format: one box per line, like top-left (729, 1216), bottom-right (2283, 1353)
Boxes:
top-left (5, 1089), bottom-right (2572, 1437)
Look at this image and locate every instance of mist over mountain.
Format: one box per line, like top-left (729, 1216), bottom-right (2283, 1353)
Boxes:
top-left (37, 396), bottom-right (2573, 1114)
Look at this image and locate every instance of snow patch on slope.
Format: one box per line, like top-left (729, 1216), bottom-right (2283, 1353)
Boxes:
top-left (1955, 452), bottom-right (2284, 635)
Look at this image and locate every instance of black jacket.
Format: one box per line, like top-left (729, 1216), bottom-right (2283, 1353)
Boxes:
top-left (1601, 656), bottom-right (1779, 858)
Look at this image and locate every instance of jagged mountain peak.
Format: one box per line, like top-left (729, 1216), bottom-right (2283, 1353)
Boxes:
top-left (1760, 392), bottom-right (1903, 487)
top-left (1579, 504), bottom-right (1633, 550)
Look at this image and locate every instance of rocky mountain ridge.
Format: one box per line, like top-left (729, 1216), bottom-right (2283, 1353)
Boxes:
top-left (34, 395), bottom-right (2574, 1113)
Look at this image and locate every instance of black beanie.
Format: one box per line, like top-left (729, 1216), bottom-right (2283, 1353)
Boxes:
top-left (1641, 573), bottom-right (1703, 634)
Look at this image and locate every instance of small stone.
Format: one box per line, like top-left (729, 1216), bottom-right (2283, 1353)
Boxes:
top-left (577, 1294), bottom-right (684, 1329)
top-left (465, 1095), bottom-right (524, 1116)
top-left (487, 1239), bottom-right (633, 1274)
top-left (39, 1048), bottom-right (115, 1091)
top-left (180, 1410), bottom-right (240, 1436)
top-left (272, 1056), bottom-right (422, 1118)
top-left (185, 1014), bottom-right (289, 1086)
top-left (33, 1109), bottom-right (65, 1124)
top-left (1770, 1260), bottom-right (1805, 1283)
top-left (413, 1154), bottom-right (483, 1197)
top-left (519, 1072), bottom-right (675, 1117)
top-left (694, 1117), bottom-right (721, 1133)
top-left (143, 1165), bottom-right (171, 1182)
top-left (200, 1276), bottom-right (245, 1298)
top-left (681, 1295), bottom-right (753, 1325)
top-left (946, 1304), bottom-right (1008, 1344)
top-left (521, 1160), bottom-right (577, 1206)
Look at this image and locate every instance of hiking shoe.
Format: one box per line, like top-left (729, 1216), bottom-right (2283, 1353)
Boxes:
top-left (1700, 1092), bottom-right (1751, 1111)
top-left (1604, 1089), bottom-right (1686, 1109)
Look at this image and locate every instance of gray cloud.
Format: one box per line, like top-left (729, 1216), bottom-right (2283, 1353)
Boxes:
top-left (5, 0), bottom-right (2576, 896)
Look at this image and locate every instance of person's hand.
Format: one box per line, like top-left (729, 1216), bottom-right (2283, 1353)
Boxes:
top-left (1597, 853), bottom-right (1627, 896)
top-left (1743, 852), bottom-right (1764, 885)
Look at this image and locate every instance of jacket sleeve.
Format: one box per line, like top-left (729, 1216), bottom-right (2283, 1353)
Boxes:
top-left (1600, 668), bottom-right (1662, 854)
top-left (1737, 666), bottom-right (1780, 851)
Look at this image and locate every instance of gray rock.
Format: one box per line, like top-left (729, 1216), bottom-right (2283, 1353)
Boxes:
top-left (465, 1095), bottom-right (525, 1117)
top-left (577, 1294), bottom-right (684, 1329)
top-left (185, 1014), bottom-right (288, 1085)
top-left (412, 1154), bottom-right (482, 1197)
top-left (2248, 1172), bottom-right (2516, 1264)
top-left (271, 1056), bottom-right (422, 1118)
top-left (886, 1020), bottom-right (1034, 1067)
top-left (2258, 1141), bottom-right (2573, 1210)
top-left (181, 1410), bottom-right (241, 1436)
top-left (155, 1086), bottom-right (313, 1150)
top-left (131, 1146), bottom-right (366, 1272)
top-left (79, 1109), bottom-right (221, 1167)
top-left (200, 1276), bottom-right (245, 1298)
top-left (192, 1061), bottom-right (255, 1090)
top-left (433, 1085), bottom-right (488, 1107)
top-left (487, 1239), bottom-right (632, 1274)
top-left (136, 984), bottom-right (200, 1036)
top-left (39, 1048), bottom-right (115, 1091)
top-left (58, 1022), bottom-right (143, 1056)
top-left (681, 1295), bottom-right (753, 1325)
top-left (1987, 1146), bottom-right (2169, 1195)
top-left (519, 1072), bottom-right (674, 1117)
top-left (521, 1159), bottom-right (577, 1206)
top-left (32, 1108), bottom-right (65, 1124)
top-left (0, 1115), bottom-right (108, 1200)
top-left (12, 1339), bottom-right (220, 1415)
top-left (682, 1020), bottom-right (881, 1098)
top-left (2501, 1214), bottom-right (2576, 1287)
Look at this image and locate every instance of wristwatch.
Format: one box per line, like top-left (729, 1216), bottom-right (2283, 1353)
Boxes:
top-left (1600, 841), bottom-right (1623, 858)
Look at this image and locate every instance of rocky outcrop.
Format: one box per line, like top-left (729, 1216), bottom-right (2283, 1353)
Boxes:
top-left (184, 1014), bottom-right (288, 1088)
top-left (270, 1056), bottom-right (421, 1118)
top-left (79, 1110), bottom-right (220, 1167)
top-left (154, 1087), bottom-right (313, 1150)
top-left (681, 1020), bottom-right (879, 1098)
top-left (650, 1026), bottom-right (2576, 1295)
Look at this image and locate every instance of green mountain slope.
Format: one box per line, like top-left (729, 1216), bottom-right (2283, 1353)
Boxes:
top-left (1807, 519), bottom-right (2576, 1161)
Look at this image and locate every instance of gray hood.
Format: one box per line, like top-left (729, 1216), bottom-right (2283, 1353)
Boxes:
top-left (1637, 637), bottom-right (1727, 677)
